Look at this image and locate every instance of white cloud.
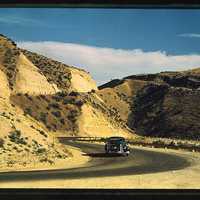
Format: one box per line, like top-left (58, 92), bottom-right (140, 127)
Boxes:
top-left (178, 33), bottom-right (200, 38)
top-left (17, 41), bottom-right (200, 85)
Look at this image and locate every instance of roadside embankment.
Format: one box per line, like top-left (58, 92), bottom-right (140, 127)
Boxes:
top-left (0, 144), bottom-right (90, 173)
top-left (129, 136), bottom-right (200, 153)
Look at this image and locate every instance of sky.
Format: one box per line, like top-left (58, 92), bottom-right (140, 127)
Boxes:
top-left (1, 8), bottom-right (200, 85)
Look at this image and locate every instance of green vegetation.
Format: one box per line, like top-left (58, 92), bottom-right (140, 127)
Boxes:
top-left (40, 157), bottom-right (54, 164)
top-left (69, 91), bottom-right (79, 96)
top-left (24, 107), bottom-right (32, 116)
top-left (36, 148), bottom-right (46, 154)
top-left (39, 112), bottom-right (47, 124)
top-left (37, 129), bottom-right (48, 138)
top-left (62, 98), bottom-right (75, 105)
top-left (49, 103), bottom-right (60, 110)
top-left (67, 109), bottom-right (79, 121)
top-left (75, 100), bottom-right (84, 107)
top-left (51, 111), bottom-right (61, 118)
top-left (0, 138), bottom-right (4, 148)
top-left (1, 47), bottom-right (20, 90)
top-left (8, 130), bottom-right (27, 145)
top-left (60, 118), bottom-right (65, 125)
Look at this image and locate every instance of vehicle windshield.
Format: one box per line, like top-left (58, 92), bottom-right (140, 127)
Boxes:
top-left (108, 139), bottom-right (124, 145)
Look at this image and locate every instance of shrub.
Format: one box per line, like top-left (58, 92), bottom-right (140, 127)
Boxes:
top-left (40, 95), bottom-right (45, 99)
top-left (63, 98), bottom-right (74, 105)
top-left (30, 125), bottom-right (35, 129)
top-left (32, 139), bottom-right (38, 145)
top-left (0, 138), bottom-right (4, 148)
top-left (39, 112), bottom-right (47, 124)
top-left (36, 148), bottom-right (46, 154)
top-left (27, 96), bottom-right (33, 101)
top-left (6, 72), bottom-right (13, 78)
top-left (75, 100), bottom-right (84, 107)
top-left (52, 124), bottom-right (57, 129)
top-left (38, 130), bottom-right (48, 138)
top-left (16, 119), bottom-right (21, 123)
top-left (67, 110), bottom-right (78, 118)
top-left (69, 91), bottom-right (79, 96)
top-left (40, 158), bottom-right (54, 164)
top-left (57, 92), bottom-right (67, 97)
top-left (13, 146), bottom-right (18, 150)
top-left (24, 148), bottom-right (29, 152)
top-left (60, 118), bottom-right (65, 125)
top-left (1, 112), bottom-right (10, 119)
top-left (51, 111), bottom-right (61, 118)
top-left (49, 103), bottom-right (60, 109)
top-left (24, 107), bottom-right (32, 116)
top-left (62, 99), bottom-right (68, 105)
top-left (52, 96), bottom-right (61, 102)
top-left (8, 130), bottom-right (27, 145)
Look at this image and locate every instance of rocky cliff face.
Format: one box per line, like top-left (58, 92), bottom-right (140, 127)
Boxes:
top-left (21, 49), bottom-right (97, 93)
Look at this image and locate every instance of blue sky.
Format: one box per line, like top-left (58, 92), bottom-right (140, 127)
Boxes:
top-left (1, 8), bottom-right (200, 84)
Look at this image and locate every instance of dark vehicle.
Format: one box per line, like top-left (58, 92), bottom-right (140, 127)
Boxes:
top-left (105, 137), bottom-right (130, 156)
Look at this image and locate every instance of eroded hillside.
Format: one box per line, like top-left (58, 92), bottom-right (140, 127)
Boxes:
top-left (0, 34), bottom-right (134, 170)
top-left (21, 49), bottom-right (97, 93)
top-left (98, 69), bottom-right (200, 140)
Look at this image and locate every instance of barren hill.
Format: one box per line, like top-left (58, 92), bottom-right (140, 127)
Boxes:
top-left (1, 33), bottom-right (200, 171)
top-left (98, 69), bottom-right (200, 140)
top-left (0, 34), bottom-right (134, 170)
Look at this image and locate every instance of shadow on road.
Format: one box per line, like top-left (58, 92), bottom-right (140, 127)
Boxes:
top-left (82, 153), bottom-right (125, 157)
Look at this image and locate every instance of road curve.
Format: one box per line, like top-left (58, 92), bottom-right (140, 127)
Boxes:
top-left (0, 141), bottom-right (191, 182)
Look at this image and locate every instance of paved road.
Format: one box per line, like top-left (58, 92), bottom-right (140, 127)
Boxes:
top-left (0, 141), bottom-right (191, 182)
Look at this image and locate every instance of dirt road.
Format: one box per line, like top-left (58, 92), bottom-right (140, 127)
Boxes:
top-left (0, 140), bottom-right (194, 186)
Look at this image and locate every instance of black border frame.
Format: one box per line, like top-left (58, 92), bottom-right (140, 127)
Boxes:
top-left (0, 0), bottom-right (200, 8)
top-left (1, 0), bottom-right (200, 199)
top-left (1, 189), bottom-right (200, 199)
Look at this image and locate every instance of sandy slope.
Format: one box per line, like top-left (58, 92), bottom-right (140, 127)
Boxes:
top-left (97, 79), bottom-right (147, 122)
top-left (0, 144), bottom-right (90, 173)
top-left (0, 34), bottom-right (134, 173)
top-left (0, 67), bottom-right (10, 100)
top-left (14, 53), bottom-right (59, 95)
top-left (69, 68), bottom-right (97, 92)
top-left (79, 104), bottom-right (132, 138)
